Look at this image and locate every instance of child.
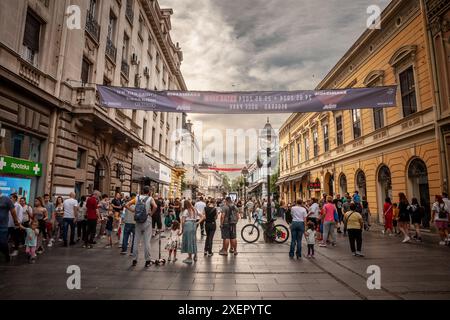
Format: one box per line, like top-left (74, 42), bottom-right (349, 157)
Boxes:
top-left (21, 221), bottom-right (39, 264)
top-left (305, 222), bottom-right (316, 258)
top-left (105, 209), bottom-right (114, 248)
top-left (164, 209), bottom-right (176, 231)
top-left (166, 220), bottom-right (180, 262)
top-left (392, 203), bottom-right (400, 235)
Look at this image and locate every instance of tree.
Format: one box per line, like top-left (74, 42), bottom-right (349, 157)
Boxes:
top-left (220, 173), bottom-right (231, 193)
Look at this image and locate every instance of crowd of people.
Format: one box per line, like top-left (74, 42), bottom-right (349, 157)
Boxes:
top-left (1, 187), bottom-right (449, 265)
top-left (278, 191), bottom-right (450, 258)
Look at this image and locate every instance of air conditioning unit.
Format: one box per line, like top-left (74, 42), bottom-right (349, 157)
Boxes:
top-left (143, 67), bottom-right (150, 77)
top-left (131, 53), bottom-right (138, 65)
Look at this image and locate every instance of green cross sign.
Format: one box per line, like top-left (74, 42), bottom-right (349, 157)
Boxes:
top-left (0, 155), bottom-right (42, 177)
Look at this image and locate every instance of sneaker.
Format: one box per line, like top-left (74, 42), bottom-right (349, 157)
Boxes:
top-left (47, 242), bottom-right (53, 248)
top-left (233, 251), bottom-right (238, 256)
top-left (356, 252), bottom-right (365, 257)
top-left (145, 261), bottom-right (151, 268)
top-left (332, 243), bottom-right (337, 247)
top-left (82, 244), bottom-right (87, 248)
top-left (120, 251), bottom-right (127, 255)
top-left (219, 250), bottom-right (228, 256)
top-left (183, 258), bottom-right (193, 264)
top-left (105, 245), bottom-right (111, 249)
top-left (402, 237), bottom-right (410, 243)
top-left (352, 252), bottom-right (357, 256)
top-left (132, 260), bottom-right (137, 267)
top-left (319, 243), bottom-right (327, 247)
top-left (207, 253), bottom-right (214, 257)
top-left (10, 250), bottom-right (19, 257)
top-left (168, 257), bottom-right (171, 262)
top-left (439, 241), bottom-right (446, 246)
top-left (381, 230), bottom-right (385, 235)
top-left (88, 245), bottom-right (93, 249)
top-left (58, 238), bottom-right (63, 242)
top-left (229, 248), bottom-right (235, 253)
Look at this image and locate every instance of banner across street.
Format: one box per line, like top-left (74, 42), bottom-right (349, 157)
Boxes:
top-left (97, 85), bottom-right (398, 114)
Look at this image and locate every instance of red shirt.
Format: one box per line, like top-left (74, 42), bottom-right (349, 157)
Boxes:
top-left (86, 196), bottom-right (98, 220)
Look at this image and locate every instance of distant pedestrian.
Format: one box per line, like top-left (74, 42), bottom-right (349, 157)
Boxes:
top-left (410, 198), bottom-right (423, 242)
top-left (219, 197), bottom-right (239, 256)
top-left (62, 192), bottom-right (78, 247)
top-left (398, 193), bottom-right (411, 243)
top-left (344, 203), bottom-right (364, 257)
top-left (392, 203), bottom-right (400, 234)
top-left (305, 221), bottom-right (316, 258)
top-left (54, 196), bottom-right (64, 242)
top-left (382, 197), bottom-right (394, 235)
top-left (43, 194), bottom-right (55, 248)
top-left (33, 197), bottom-right (48, 253)
top-left (105, 208), bottom-right (114, 248)
top-left (84, 191), bottom-right (100, 249)
top-left (361, 196), bottom-right (371, 231)
top-left (181, 200), bottom-right (204, 264)
top-left (76, 196), bottom-right (87, 243)
top-left (289, 199), bottom-right (307, 259)
top-left (120, 193), bottom-right (136, 255)
top-left (97, 194), bottom-right (110, 239)
top-left (166, 220), bottom-right (180, 262)
top-left (194, 197), bottom-right (207, 237)
top-left (319, 196), bottom-right (337, 247)
top-left (431, 195), bottom-right (449, 245)
top-left (8, 194), bottom-right (23, 257)
top-left (204, 200), bottom-right (218, 257)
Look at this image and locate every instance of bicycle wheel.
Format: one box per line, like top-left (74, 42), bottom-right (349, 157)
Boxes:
top-left (241, 224), bottom-right (260, 243)
top-left (273, 224), bottom-right (289, 244)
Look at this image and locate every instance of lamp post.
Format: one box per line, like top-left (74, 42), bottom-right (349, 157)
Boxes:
top-left (264, 118), bottom-right (272, 222)
top-left (241, 165), bottom-right (249, 218)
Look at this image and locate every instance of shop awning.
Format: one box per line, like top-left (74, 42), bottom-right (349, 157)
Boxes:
top-left (247, 182), bottom-right (263, 194)
top-left (275, 176), bottom-right (288, 185)
top-left (284, 172), bottom-right (309, 183)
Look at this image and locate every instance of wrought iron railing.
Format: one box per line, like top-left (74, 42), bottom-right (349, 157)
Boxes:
top-left (85, 11), bottom-right (100, 42)
top-left (121, 60), bottom-right (130, 78)
top-left (105, 38), bottom-right (117, 62)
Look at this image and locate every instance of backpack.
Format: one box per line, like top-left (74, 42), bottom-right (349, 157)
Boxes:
top-left (134, 196), bottom-right (150, 223)
top-left (285, 208), bottom-right (293, 224)
top-left (438, 203), bottom-right (448, 219)
top-left (227, 205), bottom-right (239, 224)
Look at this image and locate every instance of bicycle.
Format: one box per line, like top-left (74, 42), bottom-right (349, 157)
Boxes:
top-left (241, 215), bottom-right (290, 244)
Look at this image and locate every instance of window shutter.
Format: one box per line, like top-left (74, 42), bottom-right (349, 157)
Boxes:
top-left (23, 11), bottom-right (41, 52)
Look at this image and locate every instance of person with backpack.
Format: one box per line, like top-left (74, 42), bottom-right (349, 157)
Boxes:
top-left (125, 186), bottom-right (158, 267)
top-left (410, 198), bottom-right (423, 242)
top-left (431, 195), bottom-right (449, 245)
top-left (219, 196), bottom-right (239, 256)
top-left (344, 203), bottom-right (364, 257)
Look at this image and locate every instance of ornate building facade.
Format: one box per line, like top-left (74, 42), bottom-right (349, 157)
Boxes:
top-left (0, 0), bottom-right (186, 199)
top-left (278, 0), bottom-right (444, 225)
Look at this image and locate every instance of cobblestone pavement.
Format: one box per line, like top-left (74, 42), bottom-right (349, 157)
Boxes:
top-left (1, 219), bottom-right (450, 300)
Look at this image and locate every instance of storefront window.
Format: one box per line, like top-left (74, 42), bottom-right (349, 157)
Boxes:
top-left (4, 127), bottom-right (42, 162)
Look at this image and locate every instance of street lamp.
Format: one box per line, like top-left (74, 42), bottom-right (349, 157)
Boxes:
top-left (264, 118), bottom-right (273, 222)
top-left (241, 165), bottom-right (249, 218)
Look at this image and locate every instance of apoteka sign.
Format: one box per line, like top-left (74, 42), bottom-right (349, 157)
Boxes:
top-left (0, 156), bottom-right (42, 177)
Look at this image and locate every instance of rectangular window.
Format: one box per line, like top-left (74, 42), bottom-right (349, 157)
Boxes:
top-left (159, 134), bottom-right (163, 153)
top-left (399, 66), bottom-right (417, 117)
top-left (138, 15), bottom-right (144, 40)
top-left (151, 127), bottom-right (156, 147)
top-left (313, 130), bottom-right (319, 157)
top-left (373, 108), bottom-right (384, 130)
top-left (336, 116), bottom-right (343, 146)
top-left (122, 34), bottom-right (130, 61)
top-left (297, 141), bottom-right (301, 163)
top-left (81, 57), bottom-right (91, 85)
top-left (76, 148), bottom-right (86, 169)
top-left (165, 139), bottom-right (168, 156)
top-left (12, 133), bottom-right (23, 158)
top-left (142, 118), bottom-right (147, 142)
top-left (107, 13), bottom-right (116, 42)
top-left (304, 137), bottom-right (310, 161)
top-left (23, 10), bottom-right (42, 64)
top-left (352, 109), bottom-right (361, 139)
top-left (323, 124), bottom-right (329, 152)
top-left (290, 144), bottom-right (295, 167)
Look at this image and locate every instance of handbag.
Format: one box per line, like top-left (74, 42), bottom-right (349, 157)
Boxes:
top-left (344, 211), bottom-right (355, 230)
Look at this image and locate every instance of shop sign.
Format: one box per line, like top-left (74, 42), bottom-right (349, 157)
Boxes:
top-left (159, 163), bottom-right (171, 184)
top-left (0, 155), bottom-right (42, 177)
top-left (308, 181), bottom-right (321, 190)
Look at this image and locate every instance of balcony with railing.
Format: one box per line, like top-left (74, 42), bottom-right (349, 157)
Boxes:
top-left (121, 60), bottom-right (130, 79)
top-left (105, 38), bottom-right (117, 63)
top-left (85, 11), bottom-right (100, 43)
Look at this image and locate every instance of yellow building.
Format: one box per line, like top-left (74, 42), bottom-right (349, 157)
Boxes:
top-left (278, 0), bottom-right (445, 225)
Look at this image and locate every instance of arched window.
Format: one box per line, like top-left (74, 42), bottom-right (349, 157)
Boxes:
top-left (355, 170), bottom-right (366, 196)
top-left (339, 174), bottom-right (347, 195)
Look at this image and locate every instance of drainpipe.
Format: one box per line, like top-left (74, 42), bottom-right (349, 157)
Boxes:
top-left (46, 0), bottom-right (70, 195)
top-left (420, 0), bottom-right (448, 193)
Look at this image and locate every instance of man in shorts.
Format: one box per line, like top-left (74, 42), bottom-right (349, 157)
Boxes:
top-left (219, 197), bottom-right (239, 256)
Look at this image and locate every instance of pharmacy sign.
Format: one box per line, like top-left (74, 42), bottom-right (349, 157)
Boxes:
top-left (0, 156), bottom-right (42, 177)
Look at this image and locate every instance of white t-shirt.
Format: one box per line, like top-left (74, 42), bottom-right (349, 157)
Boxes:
top-left (194, 201), bottom-right (206, 215)
top-left (432, 202), bottom-right (449, 221)
top-left (291, 205), bottom-right (308, 222)
top-left (182, 208), bottom-right (200, 221)
top-left (305, 229), bottom-right (316, 245)
top-left (63, 198), bottom-right (79, 219)
top-left (8, 202), bottom-right (23, 228)
top-left (308, 203), bottom-right (320, 219)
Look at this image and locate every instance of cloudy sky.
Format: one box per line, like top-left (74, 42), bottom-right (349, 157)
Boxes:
top-left (160, 0), bottom-right (390, 167)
